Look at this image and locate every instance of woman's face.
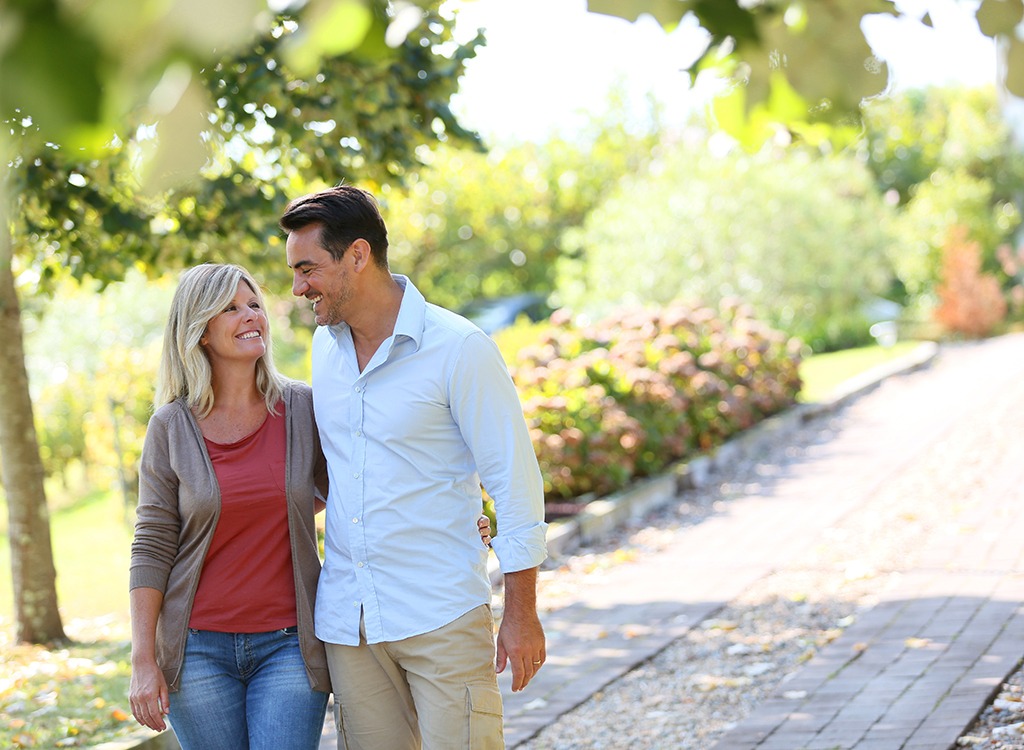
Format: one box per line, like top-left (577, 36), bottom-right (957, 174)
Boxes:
top-left (200, 280), bottom-right (268, 368)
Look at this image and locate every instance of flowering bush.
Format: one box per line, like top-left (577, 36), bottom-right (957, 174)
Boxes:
top-left (934, 226), bottom-right (1007, 338)
top-left (505, 299), bottom-right (802, 501)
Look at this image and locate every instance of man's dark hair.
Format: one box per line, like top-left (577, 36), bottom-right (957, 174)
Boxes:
top-left (279, 185), bottom-right (389, 268)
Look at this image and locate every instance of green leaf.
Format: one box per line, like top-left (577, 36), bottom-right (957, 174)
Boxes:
top-left (136, 65), bottom-right (213, 194)
top-left (709, 82), bottom-right (774, 151)
top-left (689, 0), bottom-right (760, 44)
top-left (753, 1), bottom-right (889, 119)
top-left (282, 0), bottom-right (375, 75)
top-left (167, 0), bottom-right (268, 53)
top-left (766, 70), bottom-right (810, 124)
top-left (587, 0), bottom-right (690, 30)
top-left (0, 10), bottom-right (105, 135)
top-left (589, 0), bottom-right (896, 131)
top-left (976, 0), bottom-right (1024, 37)
top-left (1005, 35), bottom-right (1024, 96)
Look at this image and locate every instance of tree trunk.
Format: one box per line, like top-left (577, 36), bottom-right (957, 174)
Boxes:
top-left (0, 204), bottom-right (67, 644)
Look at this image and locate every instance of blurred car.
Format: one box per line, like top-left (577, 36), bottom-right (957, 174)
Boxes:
top-left (459, 293), bottom-right (554, 335)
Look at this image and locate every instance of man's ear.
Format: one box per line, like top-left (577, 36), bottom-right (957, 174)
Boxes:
top-left (349, 239), bottom-right (373, 272)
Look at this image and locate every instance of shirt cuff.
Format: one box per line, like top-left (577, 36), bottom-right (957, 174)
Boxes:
top-left (491, 521), bottom-right (549, 573)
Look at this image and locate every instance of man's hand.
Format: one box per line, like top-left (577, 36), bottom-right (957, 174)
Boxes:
top-left (495, 567), bottom-right (545, 692)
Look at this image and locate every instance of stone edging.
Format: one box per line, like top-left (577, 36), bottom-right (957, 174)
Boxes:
top-left (487, 340), bottom-right (939, 585)
top-left (94, 728), bottom-right (180, 750)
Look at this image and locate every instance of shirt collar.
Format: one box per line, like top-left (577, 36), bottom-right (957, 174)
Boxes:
top-left (391, 274), bottom-right (425, 351)
top-left (325, 274), bottom-right (425, 348)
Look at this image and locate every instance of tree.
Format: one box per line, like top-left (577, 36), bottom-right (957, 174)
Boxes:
top-left (587, 0), bottom-right (1021, 148)
top-left (383, 91), bottom-right (660, 310)
top-left (861, 87), bottom-right (1024, 206)
top-left (558, 141), bottom-right (897, 351)
top-left (861, 87), bottom-right (1024, 307)
top-left (1, 0), bottom-right (480, 644)
top-left (0, 203), bottom-right (65, 644)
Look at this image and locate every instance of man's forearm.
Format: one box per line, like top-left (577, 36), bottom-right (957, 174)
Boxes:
top-left (503, 567), bottom-right (539, 621)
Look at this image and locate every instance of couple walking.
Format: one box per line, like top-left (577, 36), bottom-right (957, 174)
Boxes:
top-left (128, 185), bottom-right (548, 749)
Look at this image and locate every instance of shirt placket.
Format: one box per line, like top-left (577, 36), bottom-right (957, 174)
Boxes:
top-left (348, 374), bottom-right (373, 624)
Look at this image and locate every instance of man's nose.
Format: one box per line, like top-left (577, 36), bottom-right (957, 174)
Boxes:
top-left (292, 273), bottom-right (307, 297)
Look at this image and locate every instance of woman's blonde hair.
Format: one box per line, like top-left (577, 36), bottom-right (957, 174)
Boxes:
top-left (156, 263), bottom-right (286, 417)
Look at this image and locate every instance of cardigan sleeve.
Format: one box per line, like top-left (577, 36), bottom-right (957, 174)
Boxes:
top-left (312, 412), bottom-right (330, 503)
top-left (129, 410), bottom-right (183, 592)
top-left (290, 382), bottom-right (329, 504)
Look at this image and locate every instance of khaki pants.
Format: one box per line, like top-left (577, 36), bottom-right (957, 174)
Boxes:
top-left (325, 604), bottom-right (504, 750)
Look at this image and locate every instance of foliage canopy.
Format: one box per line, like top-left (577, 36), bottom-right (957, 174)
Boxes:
top-left (589, 0), bottom-right (1016, 149)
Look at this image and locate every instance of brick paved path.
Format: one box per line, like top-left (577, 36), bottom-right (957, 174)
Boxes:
top-left (710, 336), bottom-right (1024, 750)
top-left (500, 335), bottom-right (1024, 749)
top-left (314, 334), bottom-right (1024, 750)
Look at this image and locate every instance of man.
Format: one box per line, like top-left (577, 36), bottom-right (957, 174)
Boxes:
top-left (280, 185), bottom-right (548, 749)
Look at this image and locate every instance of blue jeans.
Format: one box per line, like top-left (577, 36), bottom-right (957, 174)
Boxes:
top-left (168, 627), bottom-right (329, 750)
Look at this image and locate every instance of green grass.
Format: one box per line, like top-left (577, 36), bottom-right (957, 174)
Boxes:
top-left (0, 622), bottom-right (137, 748)
top-left (798, 341), bottom-right (923, 403)
top-left (0, 491), bottom-right (139, 747)
top-left (0, 489), bottom-right (132, 623)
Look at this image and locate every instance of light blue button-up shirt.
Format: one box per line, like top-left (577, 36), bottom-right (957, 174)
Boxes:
top-left (311, 275), bottom-right (548, 645)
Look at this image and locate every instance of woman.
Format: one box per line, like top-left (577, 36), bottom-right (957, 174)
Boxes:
top-left (128, 264), bottom-right (490, 749)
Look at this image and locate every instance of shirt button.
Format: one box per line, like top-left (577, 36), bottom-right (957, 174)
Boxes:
top-left (353, 472), bottom-right (360, 479)
top-left (355, 430), bottom-right (362, 437)
top-left (354, 386), bottom-right (362, 393)
top-left (357, 562), bottom-right (365, 568)
top-left (352, 517), bottom-right (359, 524)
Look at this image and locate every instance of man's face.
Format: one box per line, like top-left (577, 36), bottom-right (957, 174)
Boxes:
top-left (286, 224), bottom-right (353, 327)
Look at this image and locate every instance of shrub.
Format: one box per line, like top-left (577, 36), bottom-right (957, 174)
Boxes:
top-left (507, 299), bottom-right (802, 501)
top-left (934, 226), bottom-right (1007, 338)
top-left (996, 242), bottom-right (1024, 321)
top-left (557, 144), bottom-right (897, 353)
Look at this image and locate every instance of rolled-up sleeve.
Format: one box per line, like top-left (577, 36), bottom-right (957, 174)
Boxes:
top-left (130, 415), bottom-right (182, 592)
top-left (450, 332), bottom-right (547, 573)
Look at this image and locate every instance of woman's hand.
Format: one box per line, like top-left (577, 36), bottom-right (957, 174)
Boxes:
top-left (478, 514), bottom-right (492, 547)
top-left (129, 659), bottom-right (170, 732)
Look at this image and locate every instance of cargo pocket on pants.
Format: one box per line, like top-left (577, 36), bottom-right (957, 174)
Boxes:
top-left (467, 682), bottom-right (504, 750)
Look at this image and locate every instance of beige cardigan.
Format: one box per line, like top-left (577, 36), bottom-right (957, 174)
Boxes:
top-left (129, 381), bottom-right (331, 693)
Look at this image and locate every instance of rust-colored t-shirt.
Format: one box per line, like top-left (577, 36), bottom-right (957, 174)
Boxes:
top-left (189, 408), bottom-right (297, 632)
